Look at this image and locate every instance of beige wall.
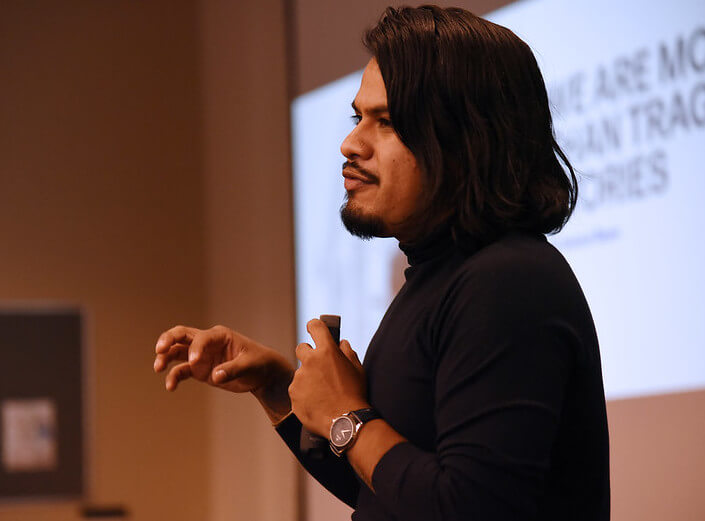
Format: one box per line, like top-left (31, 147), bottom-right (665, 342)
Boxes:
top-left (0, 1), bottom-right (209, 520)
top-left (200, 1), bottom-right (298, 521)
top-left (0, 1), bottom-right (297, 520)
top-left (608, 390), bottom-right (705, 521)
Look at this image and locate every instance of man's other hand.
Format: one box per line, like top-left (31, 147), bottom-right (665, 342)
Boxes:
top-left (289, 318), bottom-right (369, 437)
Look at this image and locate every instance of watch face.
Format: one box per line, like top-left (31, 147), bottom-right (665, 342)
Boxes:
top-left (330, 416), bottom-right (355, 448)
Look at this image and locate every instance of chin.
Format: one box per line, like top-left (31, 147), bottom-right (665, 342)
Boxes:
top-left (339, 199), bottom-right (388, 240)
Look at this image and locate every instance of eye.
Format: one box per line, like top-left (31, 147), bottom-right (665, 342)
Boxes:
top-left (378, 117), bottom-right (392, 128)
top-left (350, 114), bottom-right (362, 125)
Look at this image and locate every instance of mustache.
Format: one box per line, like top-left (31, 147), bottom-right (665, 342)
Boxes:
top-left (342, 161), bottom-right (379, 183)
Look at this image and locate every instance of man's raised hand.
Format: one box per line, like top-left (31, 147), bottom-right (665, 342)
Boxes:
top-left (153, 325), bottom-right (295, 422)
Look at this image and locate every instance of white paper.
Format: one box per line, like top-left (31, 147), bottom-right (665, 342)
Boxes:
top-left (2, 398), bottom-right (58, 472)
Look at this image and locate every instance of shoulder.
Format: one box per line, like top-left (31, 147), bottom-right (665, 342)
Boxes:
top-left (435, 232), bottom-right (588, 333)
top-left (428, 232), bottom-right (594, 364)
top-left (455, 232), bottom-right (575, 295)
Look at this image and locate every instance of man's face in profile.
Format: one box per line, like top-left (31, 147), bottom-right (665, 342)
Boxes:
top-left (340, 59), bottom-right (425, 243)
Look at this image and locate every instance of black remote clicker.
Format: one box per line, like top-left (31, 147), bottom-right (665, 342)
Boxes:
top-left (299, 314), bottom-right (341, 459)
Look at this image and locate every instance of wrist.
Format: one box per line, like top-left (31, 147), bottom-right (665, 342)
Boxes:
top-left (252, 356), bottom-right (295, 424)
top-left (253, 378), bottom-right (293, 424)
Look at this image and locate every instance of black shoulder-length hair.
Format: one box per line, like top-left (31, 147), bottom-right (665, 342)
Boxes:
top-left (363, 5), bottom-right (577, 243)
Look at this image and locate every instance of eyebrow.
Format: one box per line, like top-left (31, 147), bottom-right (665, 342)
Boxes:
top-left (351, 100), bottom-right (389, 116)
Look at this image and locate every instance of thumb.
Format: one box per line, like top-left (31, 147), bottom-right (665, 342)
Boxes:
top-left (340, 339), bottom-right (363, 371)
top-left (211, 358), bottom-right (249, 385)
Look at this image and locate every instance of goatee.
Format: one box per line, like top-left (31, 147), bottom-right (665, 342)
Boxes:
top-left (340, 196), bottom-right (386, 240)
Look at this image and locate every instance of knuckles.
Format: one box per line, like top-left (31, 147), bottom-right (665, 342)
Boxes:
top-left (288, 366), bottom-right (308, 397)
top-left (287, 374), bottom-right (300, 401)
top-left (210, 324), bottom-right (228, 335)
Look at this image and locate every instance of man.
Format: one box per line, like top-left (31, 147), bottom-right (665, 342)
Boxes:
top-left (153, 6), bottom-right (610, 521)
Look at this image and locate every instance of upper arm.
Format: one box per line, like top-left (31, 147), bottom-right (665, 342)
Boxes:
top-left (430, 252), bottom-right (577, 514)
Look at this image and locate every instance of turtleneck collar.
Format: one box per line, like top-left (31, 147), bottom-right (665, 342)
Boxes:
top-left (398, 224), bottom-right (458, 267)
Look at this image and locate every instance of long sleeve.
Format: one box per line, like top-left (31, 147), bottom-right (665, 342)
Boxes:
top-left (276, 412), bottom-right (361, 508)
top-left (360, 234), bottom-right (609, 521)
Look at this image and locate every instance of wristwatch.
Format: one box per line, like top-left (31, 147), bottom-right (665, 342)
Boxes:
top-left (329, 407), bottom-right (381, 456)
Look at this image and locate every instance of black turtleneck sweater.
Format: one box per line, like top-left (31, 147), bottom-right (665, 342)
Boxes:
top-left (276, 231), bottom-right (610, 521)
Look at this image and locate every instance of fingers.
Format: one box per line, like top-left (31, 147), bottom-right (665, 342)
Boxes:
top-left (165, 361), bottom-right (192, 391)
top-left (339, 339), bottom-right (363, 370)
top-left (155, 325), bottom-right (198, 354)
top-left (306, 318), bottom-right (336, 350)
top-left (153, 343), bottom-right (189, 372)
top-left (295, 342), bottom-right (313, 363)
top-left (155, 324), bottom-right (242, 391)
top-left (186, 325), bottom-right (230, 364)
top-left (184, 326), bottom-right (235, 382)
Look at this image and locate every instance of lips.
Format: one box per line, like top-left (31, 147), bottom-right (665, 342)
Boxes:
top-left (342, 168), bottom-right (376, 191)
top-left (344, 177), bottom-right (369, 191)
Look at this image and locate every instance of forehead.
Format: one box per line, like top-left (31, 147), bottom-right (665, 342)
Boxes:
top-left (353, 58), bottom-right (388, 109)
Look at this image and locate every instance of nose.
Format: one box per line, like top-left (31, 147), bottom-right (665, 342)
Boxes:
top-left (340, 125), bottom-right (371, 160)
